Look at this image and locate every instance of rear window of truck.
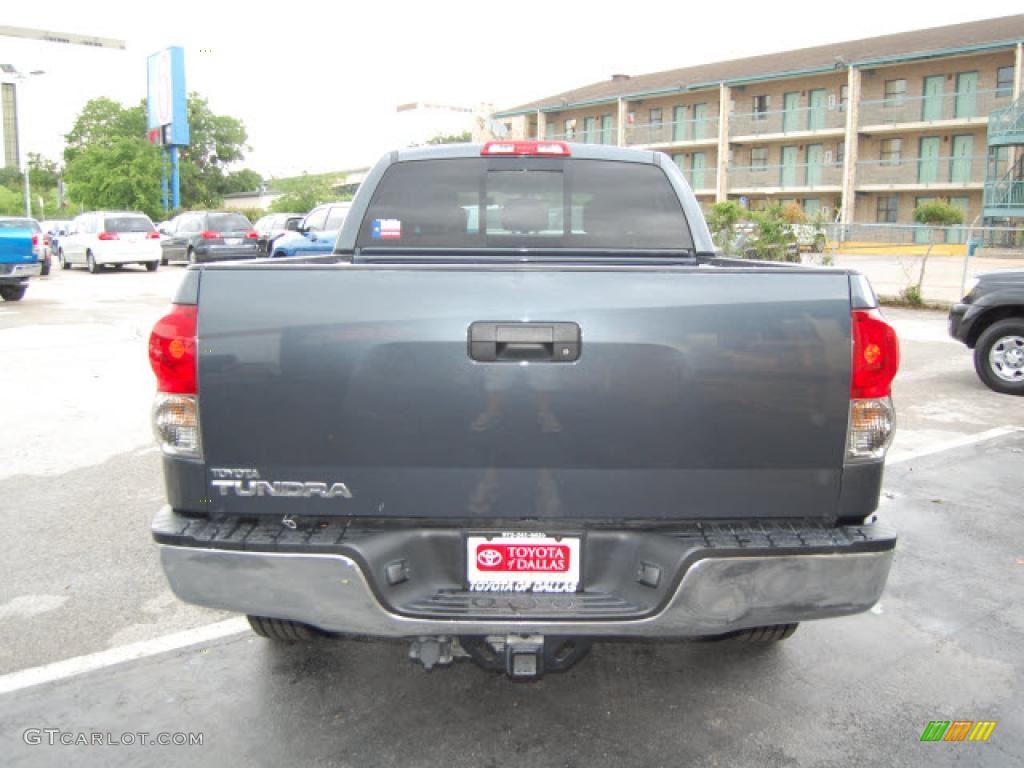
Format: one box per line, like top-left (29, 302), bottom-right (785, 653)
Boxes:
top-left (356, 158), bottom-right (693, 252)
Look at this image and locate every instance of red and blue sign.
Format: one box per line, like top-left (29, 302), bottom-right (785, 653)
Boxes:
top-left (146, 47), bottom-right (189, 146)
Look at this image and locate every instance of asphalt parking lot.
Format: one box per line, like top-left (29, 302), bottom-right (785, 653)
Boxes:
top-left (1, 265), bottom-right (1022, 767)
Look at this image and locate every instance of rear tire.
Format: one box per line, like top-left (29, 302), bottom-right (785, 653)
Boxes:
top-left (187, 247), bottom-right (197, 265)
top-left (247, 615), bottom-right (325, 642)
top-left (973, 318), bottom-right (1024, 395)
top-left (40, 258), bottom-right (51, 277)
top-left (145, 261), bottom-right (158, 272)
top-left (732, 623), bottom-right (799, 642)
top-left (87, 251), bottom-right (100, 274)
top-left (0, 284), bottom-right (27, 302)
top-left (60, 249), bottom-right (71, 269)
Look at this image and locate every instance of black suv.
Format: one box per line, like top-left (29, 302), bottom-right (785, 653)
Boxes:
top-left (949, 269), bottom-right (1024, 395)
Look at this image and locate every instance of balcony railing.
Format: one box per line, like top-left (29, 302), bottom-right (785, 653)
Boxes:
top-left (858, 88), bottom-right (1009, 128)
top-left (984, 179), bottom-right (1024, 214)
top-left (546, 129), bottom-right (616, 145)
top-left (625, 116), bottom-right (720, 146)
top-left (856, 155), bottom-right (986, 187)
top-left (677, 166), bottom-right (718, 192)
top-left (987, 95), bottom-right (1024, 145)
top-left (728, 162), bottom-right (842, 190)
top-left (730, 105), bottom-right (845, 138)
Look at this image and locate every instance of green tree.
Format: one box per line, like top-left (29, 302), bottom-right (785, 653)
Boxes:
top-left (64, 97), bottom-right (147, 165)
top-left (177, 93), bottom-right (253, 207)
top-left (912, 199), bottom-right (965, 293)
top-left (64, 137), bottom-right (164, 218)
top-left (269, 176), bottom-right (337, 213)
top-left (0, 156), bottom-right (62, 217)
top-left (425, 131), bottom-right (472, 145)
top-left (0, 185), bottom-right (24, 216)
top-left (28, 153), bottom-right (60, 191)
top-left (63, 93), bottom-right (260, 215)
top-left (223, 169), bottom-right (264, 195)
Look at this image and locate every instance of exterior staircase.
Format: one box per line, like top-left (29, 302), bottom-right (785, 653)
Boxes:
top-left (984, 95), bottom-right (1024, 220)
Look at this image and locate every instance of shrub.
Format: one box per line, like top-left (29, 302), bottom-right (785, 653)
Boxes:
top-left (780, 202), bottom-right (807, 225)
top-left (706, 200), bottom-right (744, 254)
top-left (899, 285), bottom-right (923, 306)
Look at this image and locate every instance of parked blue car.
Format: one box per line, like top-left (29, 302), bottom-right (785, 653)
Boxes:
top-left (270, 202), bottom-right (351, 257)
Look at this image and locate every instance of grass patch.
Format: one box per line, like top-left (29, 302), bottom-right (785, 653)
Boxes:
top-left (878, 294), bottom-right (952, 311)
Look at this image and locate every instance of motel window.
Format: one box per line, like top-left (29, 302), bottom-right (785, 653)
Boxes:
top-left (884, 79), bottom-right (907, 105)
top-left (751, 147), bottom-right (769, 170)
top-left (880, 138), bottom-right (903, 166)
top-left (839, 85), bottom-right (849, 112)
top-left (753, 95), bottom-right (770, 119)
top-left (996, 66), bottom-right (1014, 97)
top-left (876, 195), bottom-right (898, 223)
top-left (649, 108), bottom-right (663, 127)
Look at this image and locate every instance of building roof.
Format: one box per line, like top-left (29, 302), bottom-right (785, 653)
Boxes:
top-left (495, 14), bottom-right (1024, 116)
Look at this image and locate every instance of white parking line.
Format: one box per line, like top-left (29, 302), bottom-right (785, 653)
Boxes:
top-left (0, 427), bottom-right (1020, 697)
top-left (887, 426), bottom-right (1022, 465)
top-left (0, 618), bottom-right (248, 696)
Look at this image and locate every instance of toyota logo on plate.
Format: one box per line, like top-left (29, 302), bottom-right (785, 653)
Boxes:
top-left (477, 547), bottom-right (503, 567)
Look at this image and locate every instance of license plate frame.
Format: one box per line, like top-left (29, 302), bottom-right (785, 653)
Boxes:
top-left (225, 237), bottom-right (242, 246)
top-left (466, 533), bottom-right (581, 594)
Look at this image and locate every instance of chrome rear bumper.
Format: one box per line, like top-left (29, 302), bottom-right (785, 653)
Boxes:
top-left (158, 540), bottom-right (894, 638)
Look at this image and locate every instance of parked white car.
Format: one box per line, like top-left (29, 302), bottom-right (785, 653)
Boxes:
top-left (58, 211), bottom-right (162, 273)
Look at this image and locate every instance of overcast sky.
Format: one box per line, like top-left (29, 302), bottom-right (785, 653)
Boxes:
top-left (3, 2), bottom-right (1022, 179)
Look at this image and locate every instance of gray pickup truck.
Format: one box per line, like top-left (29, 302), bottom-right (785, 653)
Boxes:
top-left (150, 141), bottom-right (900, 678)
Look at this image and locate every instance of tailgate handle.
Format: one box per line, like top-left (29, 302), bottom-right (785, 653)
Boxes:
top-left (469, 322), bottom-right (580, 363)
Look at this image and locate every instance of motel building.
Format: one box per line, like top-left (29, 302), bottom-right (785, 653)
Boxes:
top-left (492, 15), bottom-right (1024, 234)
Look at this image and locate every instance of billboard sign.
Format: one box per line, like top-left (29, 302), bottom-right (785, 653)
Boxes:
top-left (146, 46), bottom-right (189, 146)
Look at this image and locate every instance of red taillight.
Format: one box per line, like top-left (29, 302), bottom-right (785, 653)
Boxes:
top-left (44, 234), bottom-right (50, 245)
top-left (481, 140), bottom-right (571, 157)
top-left (245, 230), bottom-right (258, 239)
top-left (98, 231), bottom-right (119, 240)
top-left (147, 231), bottom-right (161, 239)
top-left (149, 304), bottom-right (198, 394)
top-left (201, 230), bottom-right (222, 240)
top-left (851, 309), bottom-right (900, 399)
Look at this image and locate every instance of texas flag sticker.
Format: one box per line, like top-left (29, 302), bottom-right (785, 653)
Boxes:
top-left (372, 219), bottom-right (401, 240)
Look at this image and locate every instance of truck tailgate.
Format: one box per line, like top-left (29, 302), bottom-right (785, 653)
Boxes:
top-left (195, 265), bottom-right (852, 522)
top-left (0, 226), bottom-right (35, 264)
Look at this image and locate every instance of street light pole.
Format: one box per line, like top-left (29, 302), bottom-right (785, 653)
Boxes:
top-left (23, 158), bottom-right (30, 216)
top-left (1, 27), bottom-right (125, 220)
top-left (10, 69), bottom-right (46, 217)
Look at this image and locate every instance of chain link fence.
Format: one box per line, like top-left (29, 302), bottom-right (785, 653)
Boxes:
top-left (813, 223), bottom-right (1024, 304)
